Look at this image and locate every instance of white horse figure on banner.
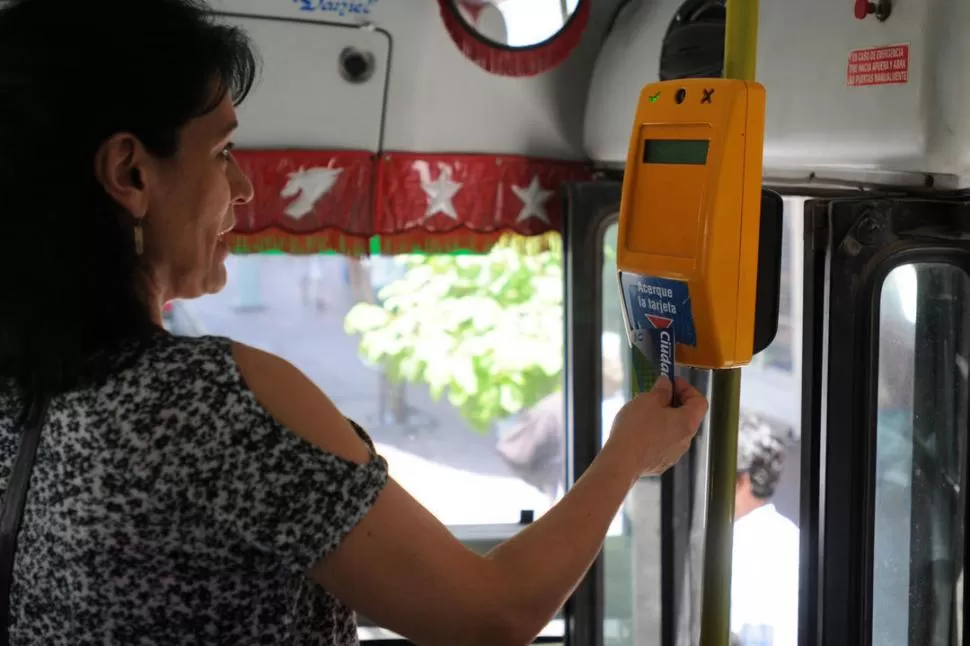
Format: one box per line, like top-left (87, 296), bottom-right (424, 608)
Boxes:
top-left (280, 165), bottom-right (343, 220)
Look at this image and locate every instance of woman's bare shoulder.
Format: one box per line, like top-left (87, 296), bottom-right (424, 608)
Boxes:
top-left (229, 340), bottom-right (373, 466)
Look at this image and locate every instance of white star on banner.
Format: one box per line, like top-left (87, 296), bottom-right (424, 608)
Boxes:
top-left (511, 176), bottom-right (553, 224)
top-left (413, 161), bottom-right (462, 221)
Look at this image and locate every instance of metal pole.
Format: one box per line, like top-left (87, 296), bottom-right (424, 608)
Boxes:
top-left (699, 1), bottom-right (760, 644)
top-left (699, 368), bottom-right (742, 645)
top-left (723, 0), bottom-right (760, 82)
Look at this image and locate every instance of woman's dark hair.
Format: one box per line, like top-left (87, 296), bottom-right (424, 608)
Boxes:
top-left (0, 0), bottom-right (257, 393)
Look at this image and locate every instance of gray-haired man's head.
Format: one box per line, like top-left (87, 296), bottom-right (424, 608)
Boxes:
top-left (736, 414), bottom-right (787, 501)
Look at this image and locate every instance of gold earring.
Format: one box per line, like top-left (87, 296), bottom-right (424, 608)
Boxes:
top-left (133, 220), bottom-right (144, 256)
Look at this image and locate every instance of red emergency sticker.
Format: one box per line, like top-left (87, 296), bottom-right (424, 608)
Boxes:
top-left (847, 44), bottom-right (909, 87)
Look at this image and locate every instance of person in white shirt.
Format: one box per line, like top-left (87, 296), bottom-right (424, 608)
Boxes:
top-left (730, 415), bottom-right (799, 646)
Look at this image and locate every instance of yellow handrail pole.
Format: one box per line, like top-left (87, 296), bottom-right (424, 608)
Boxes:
top-left (724, 0), bottom-right (760, 81)
top-left (699, 2), bottom-right (760, 645)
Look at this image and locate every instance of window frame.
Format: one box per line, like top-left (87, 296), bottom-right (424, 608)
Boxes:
top-left (803, 196), bottom-right (970, 646)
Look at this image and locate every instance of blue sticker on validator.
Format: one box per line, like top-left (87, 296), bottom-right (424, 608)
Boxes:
top-left (620, 272), bottom-right (698, 348)
top-left (620, 272), bottom-right (698, 402)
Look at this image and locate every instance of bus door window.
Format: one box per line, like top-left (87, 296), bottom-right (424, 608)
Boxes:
top-left (872, 264), bottom-right (968, 646)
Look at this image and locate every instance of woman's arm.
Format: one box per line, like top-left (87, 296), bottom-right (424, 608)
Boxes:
top-left (233, 341), bottom-right (705, 646)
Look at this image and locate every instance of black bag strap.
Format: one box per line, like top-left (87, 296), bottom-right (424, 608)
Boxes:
top-left (0, 393), bottom-right (51, 645)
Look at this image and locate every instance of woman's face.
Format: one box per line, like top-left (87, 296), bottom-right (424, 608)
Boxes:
top-left (144, 95), bottom-right (254, 303)
top-left (97, 92), bottom-right (255, 311)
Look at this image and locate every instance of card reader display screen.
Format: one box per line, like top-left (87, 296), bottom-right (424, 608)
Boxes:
top-left (642, 139), bottom-right (709, 165)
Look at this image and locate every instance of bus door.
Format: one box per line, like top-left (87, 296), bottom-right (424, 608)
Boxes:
top-left (802, 196), bottom-right (969, 646)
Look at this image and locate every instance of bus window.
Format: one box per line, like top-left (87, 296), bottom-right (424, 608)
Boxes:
top-left (165, 243), bottom-right (566, 640)
top-left (872, 264), bottom-right (967, 646)
top-left (730, 195), bottom-right (804, 646)
top-left (602, 219), bottom-right (661, 646)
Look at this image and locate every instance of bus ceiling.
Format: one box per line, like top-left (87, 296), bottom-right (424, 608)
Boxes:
top-left (202, 0), bottom-right (602, 160)
top-left (585, 0), bottom-right (969, 190)
top-left (192, 0), bottom-right (968, 191)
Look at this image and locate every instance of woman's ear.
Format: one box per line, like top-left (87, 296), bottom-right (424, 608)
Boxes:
top-left (93, 133), bottom-right (150, 218)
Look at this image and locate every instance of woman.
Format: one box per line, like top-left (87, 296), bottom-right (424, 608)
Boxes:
top-left (0, 0), bottom-right (708, 644)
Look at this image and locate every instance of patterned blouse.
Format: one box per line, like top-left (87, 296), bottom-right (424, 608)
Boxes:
top-left (0, 333), bottom-right (389, 644)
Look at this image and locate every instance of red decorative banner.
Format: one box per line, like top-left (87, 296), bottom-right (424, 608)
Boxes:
top-left (224, 149), bottom-right (592, 255)
top-left (226, 149), bottom-right (374, 255)
top-left (232, 149), bottom-right (374, 234)
top-left (376, 152), bottom-right (591, 232)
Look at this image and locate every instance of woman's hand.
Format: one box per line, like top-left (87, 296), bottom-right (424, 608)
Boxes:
top-left (605, 376), bottom-right (708, 476)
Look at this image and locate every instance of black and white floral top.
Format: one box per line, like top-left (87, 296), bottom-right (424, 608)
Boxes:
top-left (0, 334), bottom-right (388, 645)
